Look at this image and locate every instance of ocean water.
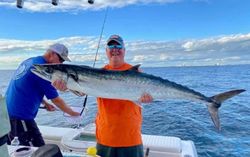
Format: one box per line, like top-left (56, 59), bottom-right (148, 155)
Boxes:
top-left (0, 64), bottom-right (249, 157)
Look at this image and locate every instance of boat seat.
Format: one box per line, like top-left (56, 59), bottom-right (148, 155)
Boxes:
top-left (142, 134), bottom-right (181, 153)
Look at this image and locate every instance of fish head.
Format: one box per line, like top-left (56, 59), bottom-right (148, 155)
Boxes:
top-left (32, 64), bottom-right (58, 82)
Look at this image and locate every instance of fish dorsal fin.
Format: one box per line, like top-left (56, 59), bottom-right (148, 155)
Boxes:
top-left (129, 64), bottom-right (141, 71)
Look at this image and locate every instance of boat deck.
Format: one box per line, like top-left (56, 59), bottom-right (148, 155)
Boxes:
top-left (39, 124), bottom-right (198, 157)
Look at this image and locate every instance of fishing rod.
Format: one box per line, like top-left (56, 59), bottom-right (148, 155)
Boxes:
top-left (80, 6), bottom-right (109, 117)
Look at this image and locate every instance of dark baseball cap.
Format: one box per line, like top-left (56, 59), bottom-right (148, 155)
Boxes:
top-left (107, 35), bottom-right (124, 47)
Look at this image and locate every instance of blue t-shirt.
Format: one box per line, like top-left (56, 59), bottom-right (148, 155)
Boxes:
top-left (6, 56), bottom-right (58, 120)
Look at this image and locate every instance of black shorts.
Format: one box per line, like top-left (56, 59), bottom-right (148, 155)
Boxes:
top-left (7, 118), bottom-right (45, 147)
top-left (96, 143), bottom-right (144, 157)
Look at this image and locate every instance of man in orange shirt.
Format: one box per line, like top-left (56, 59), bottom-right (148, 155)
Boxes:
top-left (95, 35), bottom-right (153, 157)
top-left (53, 35), bottom-right (153, 157)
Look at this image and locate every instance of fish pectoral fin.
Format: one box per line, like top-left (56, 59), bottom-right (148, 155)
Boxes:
top-left (69, 89), bottom-right (85, 97)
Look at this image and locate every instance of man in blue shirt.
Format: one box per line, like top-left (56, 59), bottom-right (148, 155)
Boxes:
top-left (5, 43), bottom-right (80, 147)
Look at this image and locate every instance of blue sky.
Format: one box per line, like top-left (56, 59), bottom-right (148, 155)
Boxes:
top-left (1, 0), bottom-right (250, 69)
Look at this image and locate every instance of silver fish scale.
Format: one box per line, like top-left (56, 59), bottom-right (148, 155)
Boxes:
top-left (76, 69), bottom-right (209, 102)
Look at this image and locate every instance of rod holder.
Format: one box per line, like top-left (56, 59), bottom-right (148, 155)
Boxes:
top-left (88, 0), bottom-right (94, 4)
top-left (16, 0), bottom-right (24, 8)
top-left (52, 0), bottom-right (59, 6)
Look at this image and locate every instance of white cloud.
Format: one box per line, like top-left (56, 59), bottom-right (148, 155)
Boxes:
top-left (1, 32), bottom-right (250, 69)
top-left (181, 33), bottom-right (250, 55)
top-left (0, 0), bottom-right (181, 12)
top-left (182, 41), bottom-right (195, 52)
top-left (132, 55), bottom-right (148, 62)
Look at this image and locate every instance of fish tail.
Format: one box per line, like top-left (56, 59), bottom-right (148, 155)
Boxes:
top-left (208, 89), bottom-right (245, 131)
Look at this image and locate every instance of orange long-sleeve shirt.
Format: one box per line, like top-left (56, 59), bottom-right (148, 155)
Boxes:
top-left (95, 63), bottom-right (142, 147)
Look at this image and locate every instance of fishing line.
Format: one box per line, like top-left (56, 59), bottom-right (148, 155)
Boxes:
top-left (80, 7), bottom-right (109, 117)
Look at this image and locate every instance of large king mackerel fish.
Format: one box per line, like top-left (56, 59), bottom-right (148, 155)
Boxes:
top-left (32, 64), bottom-right (245, 130)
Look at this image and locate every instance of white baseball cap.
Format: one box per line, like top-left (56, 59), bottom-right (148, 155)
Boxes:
top-left (48, 43), bottom-right (71, 62)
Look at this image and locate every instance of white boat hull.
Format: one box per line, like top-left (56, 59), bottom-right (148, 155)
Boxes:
top-left (39, 124), bottom-right (198, 157)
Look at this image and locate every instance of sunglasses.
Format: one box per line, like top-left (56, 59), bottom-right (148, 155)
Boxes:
top-left (55, 53), bottom-right (65, 63)
top-left (107, 44), bottom-right (123, 50)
